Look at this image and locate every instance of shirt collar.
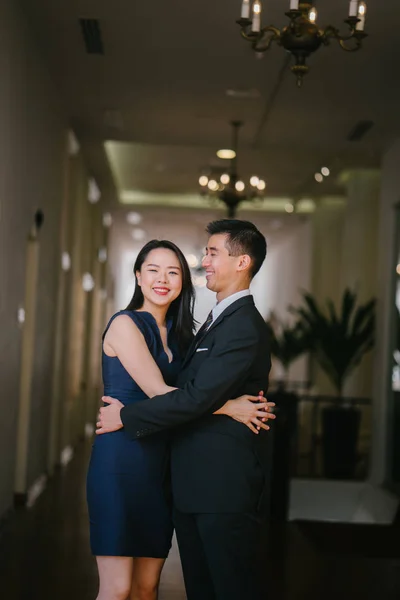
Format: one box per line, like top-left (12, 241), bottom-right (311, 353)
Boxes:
top-left (211, 289), bottom-right (251, 324)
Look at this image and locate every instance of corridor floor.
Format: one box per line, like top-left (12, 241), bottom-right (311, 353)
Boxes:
top-left (1, 440), bottom-right (400, 600)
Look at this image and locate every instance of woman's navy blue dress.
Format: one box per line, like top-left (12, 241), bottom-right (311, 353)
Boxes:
top-left (86, 310), bottom-right (181, 558)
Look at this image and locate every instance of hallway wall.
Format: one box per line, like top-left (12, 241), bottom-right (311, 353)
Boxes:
top-left (0, 0), bottom-right (107, 518)
top-left (262, 218), bottom-right (313, 381)
top-left (0, 0), bottom-right (66, 517)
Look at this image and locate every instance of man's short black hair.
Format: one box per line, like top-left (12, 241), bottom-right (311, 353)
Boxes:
top-left (206, 219), bottom-right (267, 278)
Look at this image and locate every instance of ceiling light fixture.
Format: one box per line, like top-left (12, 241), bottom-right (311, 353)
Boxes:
top-left (82, 273), bottom-right (95, 293)
top-left (61, 252), bottom-right (71, 272)
top-left (102, 213), bottom-right (113, 228)
top-left (131, 228), bottom-right (146, 242)
top-left (186, 254), bottom-right (199, 268)
top-left (216, 149), bottom-right (236, 160)
top-left (199, 121), bottom-right (266, 217)
top-left (237, 1), bottom-right (368, 87)
top-left (126, 211), bottom-right (142, 225)
top-left (315, 173), bottom-right (324, 183)
top-left (88, 178), bottom-right (101, 204)
top-left (98, 247), bottom-right (108, 263)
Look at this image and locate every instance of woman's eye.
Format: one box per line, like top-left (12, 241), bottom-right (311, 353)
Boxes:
top-left (148, 269), bottom-right (157, 273)
top-left (169, 271), bottom-right (179, 276)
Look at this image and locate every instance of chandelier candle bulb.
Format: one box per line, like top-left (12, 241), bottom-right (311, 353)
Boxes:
top-left (308, 6), bottom-right (317, 23)
top-left (241, 0), bottom-right (251, 19)
top-left (349, 0), bottom-right (359, 17)
top-left (356, 2), bottom-right (366, 30)
top-left (252, 1), bottom-right (262, 32)
top-left (290, 0), bottom-right (299, 10)
top-left (257, 179), bottom-right (266, 191)
top-left (220, 174), bottom-right (230, 185)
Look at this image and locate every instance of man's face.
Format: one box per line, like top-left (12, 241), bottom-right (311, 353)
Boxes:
top-left (202, 234), bottom-right (241, 294)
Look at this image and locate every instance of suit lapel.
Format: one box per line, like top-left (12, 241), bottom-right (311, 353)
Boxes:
top-left (183, 328), bottom-right (204, 364)
top-left (182, 295), bottom-right (254, 369)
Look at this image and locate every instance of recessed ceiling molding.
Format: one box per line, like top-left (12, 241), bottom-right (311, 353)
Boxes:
top-left (296, 198), bottom-right (316, 212)
top-left (319, 196), bottom-right (347, 209)
top-left (119, 190), bottom-right (316, 213)
top-left (337, 168), bottom-right (381, 186)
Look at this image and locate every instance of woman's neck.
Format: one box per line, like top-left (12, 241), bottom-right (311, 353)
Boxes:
top-left (140, 300), bottom-right (169, 327)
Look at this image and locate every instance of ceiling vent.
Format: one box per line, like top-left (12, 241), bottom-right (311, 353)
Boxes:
top-left (80, 19), bottom-right (104, 55)
top-left (347, 120), bottom-right (374, 142)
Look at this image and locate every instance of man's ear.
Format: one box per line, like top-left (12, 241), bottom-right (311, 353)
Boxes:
top-left (237, 254), bottom-right (251, 272)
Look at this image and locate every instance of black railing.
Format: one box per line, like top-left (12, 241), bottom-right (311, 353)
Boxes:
top-left (268, 383), bottom-right (372, 480)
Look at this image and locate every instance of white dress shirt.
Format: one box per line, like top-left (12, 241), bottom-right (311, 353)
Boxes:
top-left (210, 289), bottom-right (251, 327)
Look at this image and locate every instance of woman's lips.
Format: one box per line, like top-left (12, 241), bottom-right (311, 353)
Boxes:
top-left (153, 287), bottom-right (170, 296)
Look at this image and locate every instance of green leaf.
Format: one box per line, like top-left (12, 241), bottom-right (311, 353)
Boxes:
top-left (293, 289), bottom-right (376, 396)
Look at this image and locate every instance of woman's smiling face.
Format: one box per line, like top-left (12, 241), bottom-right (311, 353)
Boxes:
top-left (136, 248), bottom-right (183, 308)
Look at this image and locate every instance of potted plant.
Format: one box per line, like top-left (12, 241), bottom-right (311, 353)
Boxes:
top-left (291, 289), bottom-right (375, 479)
top-left (265, 313), bottom-right (310, 389)
top-left (265, 315), bottom-right (310, 518)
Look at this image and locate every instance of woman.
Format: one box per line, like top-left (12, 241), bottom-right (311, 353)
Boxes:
top-left (87, 240), bottom-right (272, 600)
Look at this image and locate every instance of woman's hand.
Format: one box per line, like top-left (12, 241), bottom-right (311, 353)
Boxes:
top-left (214, 391), bottom-right (276, 434)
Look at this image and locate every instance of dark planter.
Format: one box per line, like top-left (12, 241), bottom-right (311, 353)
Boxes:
top-left (268, 389), bottom-right (299, 521)
top-left (322, 405), bottom-right (361, 479)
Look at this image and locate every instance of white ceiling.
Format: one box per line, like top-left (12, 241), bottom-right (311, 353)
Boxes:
top-left (25, 0), bottom-right (400, 203)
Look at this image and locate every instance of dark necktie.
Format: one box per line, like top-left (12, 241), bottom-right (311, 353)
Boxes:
top-left (194, 310), bottom-right (214, 349)
top-left (198, 310), bottom-right (213, 335)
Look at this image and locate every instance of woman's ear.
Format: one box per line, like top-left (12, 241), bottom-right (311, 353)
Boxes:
top-left (135, 271), bottom-right (141, 286)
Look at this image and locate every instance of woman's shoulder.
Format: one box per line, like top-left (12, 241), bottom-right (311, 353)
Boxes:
top-left (103, 310), bottom-right (155, 341)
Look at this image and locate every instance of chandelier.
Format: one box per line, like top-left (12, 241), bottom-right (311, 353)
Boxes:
top-left (237, 1), bottom-right (368, 87)
top-left (198, 121), bottom-right (266, 218)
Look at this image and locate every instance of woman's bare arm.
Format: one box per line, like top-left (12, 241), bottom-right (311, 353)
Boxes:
top-left (104, 315), bottom-right (176, 398)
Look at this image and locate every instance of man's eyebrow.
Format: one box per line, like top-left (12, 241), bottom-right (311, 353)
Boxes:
top-left (206, 246), bottom-right (219, 252)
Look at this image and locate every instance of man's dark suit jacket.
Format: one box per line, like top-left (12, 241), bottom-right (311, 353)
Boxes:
top-left (121, 295), bottom-right (271, 515)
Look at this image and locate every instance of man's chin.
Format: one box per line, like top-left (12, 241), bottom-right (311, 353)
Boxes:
top-left (206, 280), bottom-right (216, 291)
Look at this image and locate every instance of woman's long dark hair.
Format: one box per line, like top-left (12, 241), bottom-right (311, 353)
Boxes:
top-left (126, 240), bottom-right (196, 354)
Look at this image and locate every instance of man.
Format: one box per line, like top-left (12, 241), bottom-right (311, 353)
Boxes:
top-left (98, 219), bottom-right (272, 599)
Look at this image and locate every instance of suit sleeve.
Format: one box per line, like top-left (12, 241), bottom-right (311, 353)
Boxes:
top-left (120, 320), bottom-right (259, 439)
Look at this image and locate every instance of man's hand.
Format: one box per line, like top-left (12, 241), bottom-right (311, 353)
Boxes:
top-left (96, 396), bottom-right (124, 435)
